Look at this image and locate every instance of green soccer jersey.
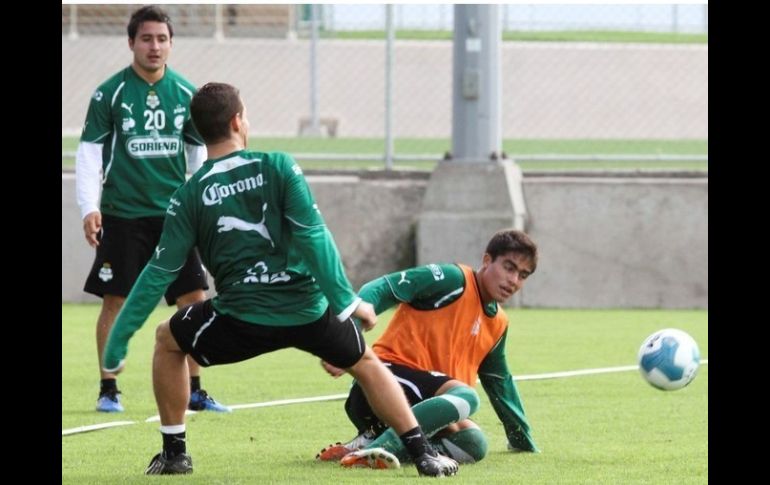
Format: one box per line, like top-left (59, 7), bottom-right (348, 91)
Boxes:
top-left (103, 150), bottom-right (361, 370)
top-left (359, 263), bottom-right (498, 316)
top-left (81, 66), bottom-right (204, 218)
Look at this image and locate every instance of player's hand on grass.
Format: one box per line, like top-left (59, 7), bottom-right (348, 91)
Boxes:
top-left (320, 359), bottom-right (345, 378)
top-left (83, 211), bottom-right (102, 248)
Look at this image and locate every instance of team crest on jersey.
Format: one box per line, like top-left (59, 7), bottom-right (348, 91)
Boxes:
top-left (99, 263), bottom-right (114, 282)
top-left (122, 118), bottom-right (136, 133)
top-left (146, 90), bottom-right (160, 109)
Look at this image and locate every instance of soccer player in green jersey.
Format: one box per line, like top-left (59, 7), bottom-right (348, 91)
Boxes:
top-left (317, 230), bottom-right (539, 465)
top-left (102, 82), bottom-right (459, 477)
top-left (75, 6), bottom-right (227, 413)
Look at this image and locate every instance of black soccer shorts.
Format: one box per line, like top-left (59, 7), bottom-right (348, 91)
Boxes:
top-left (169, 300), bottom-right (366, 369)
top-left (83, 214), bottom-right (208, 305)
top-left (344, 362), bottom-right (453, 432)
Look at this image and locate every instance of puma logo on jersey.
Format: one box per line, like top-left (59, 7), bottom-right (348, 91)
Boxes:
top-left (217, 204), bottom-right (274, 247)
top-left (155, 247), bottom-right (166, 259)
top-left (120, 102), bottom-right (134, 115)
top-left (398, 272), bottom-right (411, 285)
top-left (182, 306), bottom-right (193, 320)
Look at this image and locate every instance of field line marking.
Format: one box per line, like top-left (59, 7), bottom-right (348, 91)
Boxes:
top-left (516, 359), bottom-right (707, 381)
top-left (228, 393), bottom-right (350, 410)
top-left (62, 420), bottom-right (136, 436)
top-left (144, 393), bottom-right (349, 422)
top-left (66, 360), bottom-right (708, 433)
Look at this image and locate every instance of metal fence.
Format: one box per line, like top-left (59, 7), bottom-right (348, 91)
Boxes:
top-left (62, 4), bottom-right (708, 37)
top-left (62, 4), bottom-right (708, 169)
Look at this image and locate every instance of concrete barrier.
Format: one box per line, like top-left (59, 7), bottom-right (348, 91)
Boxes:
top-left (513, 173), bottom-right (706, 308)
top-left (62, 169), bottom-right (706, 308)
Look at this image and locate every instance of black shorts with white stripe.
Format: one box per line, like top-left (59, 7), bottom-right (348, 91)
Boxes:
top-left (344, 362), bottom-right (453, 432)
top-left (169, 300), bottom-right (366, 369)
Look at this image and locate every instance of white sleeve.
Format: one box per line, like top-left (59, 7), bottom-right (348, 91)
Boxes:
top-left (337, 296), bottom-right (363, 322)
top-left (185, 143), bottom-right (207, 175)
top-left (75, 142), bottom-right (104, 220)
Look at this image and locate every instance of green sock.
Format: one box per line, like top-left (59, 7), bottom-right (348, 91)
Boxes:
top-left (430, 427), bottom-right (488, 463)
top-left (367, 385), bottom-right (480, 460)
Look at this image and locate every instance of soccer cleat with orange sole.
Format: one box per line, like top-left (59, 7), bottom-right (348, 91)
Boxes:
top-left (340, 448), bottom-right (401, 470)
top-left (317, 428), bottom-right (376, 461)
top-left (317, 443), bottom-right (355, 461)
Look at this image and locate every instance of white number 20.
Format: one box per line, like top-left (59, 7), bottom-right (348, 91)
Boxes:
top-left (144, 110), bottom-right (166, 130)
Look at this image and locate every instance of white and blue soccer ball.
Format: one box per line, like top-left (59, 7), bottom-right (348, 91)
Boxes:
top-left (637, 328), bottom-right (700, 391)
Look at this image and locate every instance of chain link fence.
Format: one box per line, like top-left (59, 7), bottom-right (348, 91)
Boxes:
top-left (62, 4), bottom-right (707, 170)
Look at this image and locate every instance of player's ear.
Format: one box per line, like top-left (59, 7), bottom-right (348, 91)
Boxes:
top-left (230, 112), bottom-right (241, 132)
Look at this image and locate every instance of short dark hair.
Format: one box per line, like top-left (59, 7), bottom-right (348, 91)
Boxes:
top-left (190, 83), bottom-right (244, 145)
top-left (127, 5), bottom-right (173, 39)
top-left (486, 229), bottom-right (538, 272)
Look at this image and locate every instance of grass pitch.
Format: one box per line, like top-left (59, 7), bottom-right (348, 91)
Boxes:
top-left (62, 304), bottom-right (707, 484)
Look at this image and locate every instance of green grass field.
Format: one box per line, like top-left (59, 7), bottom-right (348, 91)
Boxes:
top-left (62, 304), bottom-right (708, 484)
top-left (61, 137), bottom-right (708, 172)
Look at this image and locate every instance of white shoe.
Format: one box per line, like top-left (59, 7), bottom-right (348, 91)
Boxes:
top-left (316, 428), bottom-right (376, 461)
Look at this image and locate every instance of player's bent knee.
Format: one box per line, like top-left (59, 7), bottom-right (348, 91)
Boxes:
top-left (154, 320), bottom-right (175, 348)
top-left (440, 428), bottom-right (488, 463)
top-left (445, 385), bottom-right (480, 416)
top-left (459, 428), bottom-right (488, 462)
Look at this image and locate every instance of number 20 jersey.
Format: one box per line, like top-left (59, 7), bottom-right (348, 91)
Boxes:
top-left (80, 66), bottom-right (204, 218)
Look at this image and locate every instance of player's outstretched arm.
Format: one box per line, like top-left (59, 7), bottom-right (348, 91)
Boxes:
top-left (102, 265), bottom-right (178, 372)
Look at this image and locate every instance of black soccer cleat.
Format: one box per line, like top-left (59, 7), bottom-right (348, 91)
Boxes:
top-left (144, 452), bottom-right (193, 475)
top-left (414, 452), bottom-right (459, 477)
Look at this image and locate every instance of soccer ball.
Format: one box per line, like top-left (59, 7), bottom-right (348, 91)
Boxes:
top-left (637, 328), bottom-right (700, 391)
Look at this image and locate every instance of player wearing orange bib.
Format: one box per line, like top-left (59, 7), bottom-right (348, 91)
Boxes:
top-left (318, 229), bottom-right (539, 466)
